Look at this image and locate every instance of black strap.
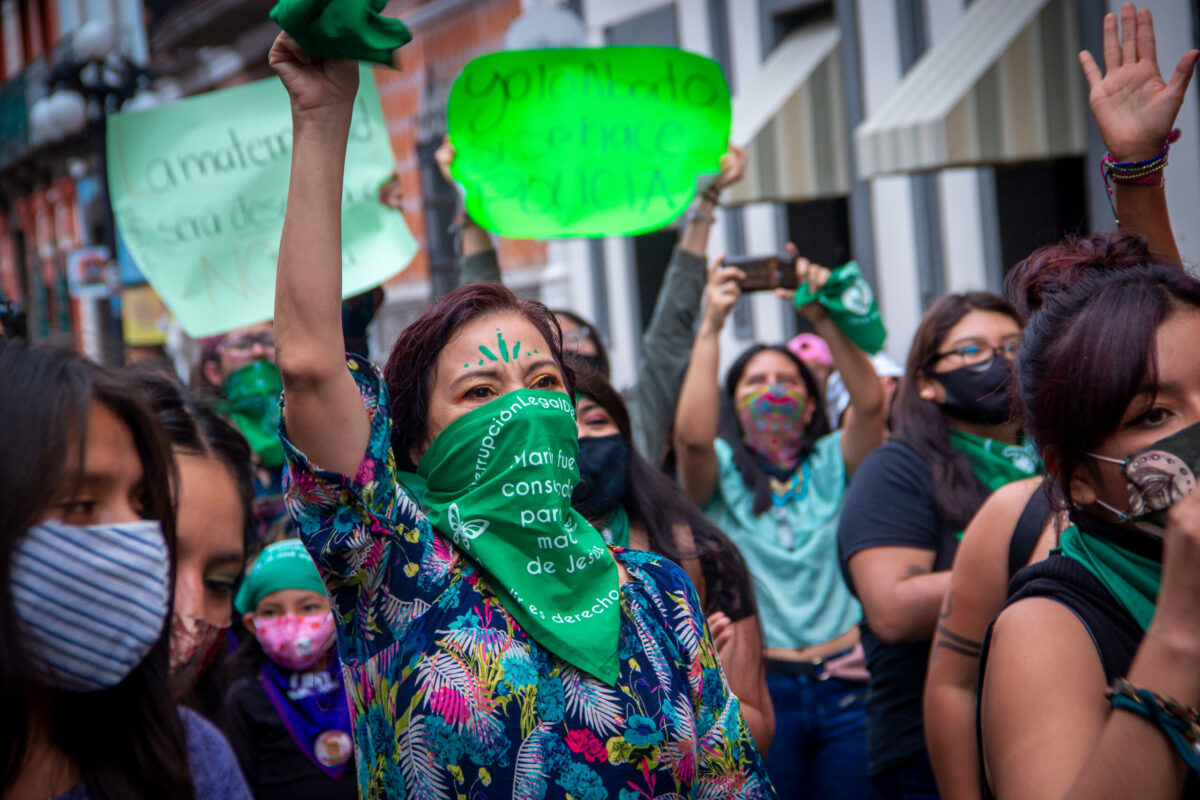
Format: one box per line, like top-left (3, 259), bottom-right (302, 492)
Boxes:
top-left (1008, 485), bottom-right (1052, 581)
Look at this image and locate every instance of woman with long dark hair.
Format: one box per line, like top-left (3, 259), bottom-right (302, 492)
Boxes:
top-left (836, 289), bottom-right (1039, 798)
top-left (268, 33), bottom-right (773, 797)
top-left (674, 255), bottom-right (886, 797)
top-left (134, 372), bottom-right (256, 720)
top-left (977, 230), bottom-right (1200, 799)
top-left (0, 341), bottom-right (249, 800)
top-left (570, 358), bottom-right (774, 754)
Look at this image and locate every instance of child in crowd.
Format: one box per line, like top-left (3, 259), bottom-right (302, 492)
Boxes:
top-left (224, 540), bottom-right (356, 800)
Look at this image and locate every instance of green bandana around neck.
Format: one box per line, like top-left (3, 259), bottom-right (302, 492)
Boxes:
top-left (1056, 525), bottom-right (1160, 631)
top-left (948, 428), bottom-right (1041, 491)
top-left (220, 360), bottom-right (285, 469)
top-left (599, 505), bottom-right (631, 549)
top-left (234, 539), bottom-right (325, 615)
top-left (270, 0), bottom-right (412, 65)
top-left (792, 260), bottom-right (887, 354)
top-left (412, 390), bottom-right (620, 685)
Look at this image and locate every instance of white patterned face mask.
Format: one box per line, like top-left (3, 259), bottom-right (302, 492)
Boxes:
top-left (11, 519), bottom-right (171, 692)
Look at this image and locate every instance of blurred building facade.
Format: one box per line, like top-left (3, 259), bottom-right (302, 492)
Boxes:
top-left (1, 0), bottom-right (1197, 380)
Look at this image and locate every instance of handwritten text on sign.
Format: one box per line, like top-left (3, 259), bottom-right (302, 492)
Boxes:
top-left (107, 65), bottom-right (416, 338)
top-left (447, 47), bottom-right (731, 239)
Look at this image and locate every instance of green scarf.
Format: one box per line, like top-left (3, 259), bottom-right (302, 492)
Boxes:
top-left (948, 429), bottom-right (1041, 490)
top-left (1057, 525), bottom-right (1160, 631)
top-left (410, 390), bottom-right (620, 685)
top-left (792, 260), bottom-right (887, 354)
top-left (598, 505), bottom-right (631, 548)
top-left (220, 360), bottom-right (285, 469)
top-left (270, 0), bottom-right (412, 65)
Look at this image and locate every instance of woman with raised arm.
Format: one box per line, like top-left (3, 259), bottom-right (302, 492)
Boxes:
top-left (268, 34), bottom-right (774, 798)
top-left (674, 254), bottom-right (886, 798)
top-left (978, 231), bottom-right (1200, 800)
top-left (924, 7), bottom-right (1196, 797)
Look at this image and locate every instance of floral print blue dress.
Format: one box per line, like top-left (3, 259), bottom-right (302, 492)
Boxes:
top-left (282, 356), bottom-right (775, 800)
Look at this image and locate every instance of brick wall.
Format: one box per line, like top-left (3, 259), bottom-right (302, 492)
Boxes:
top-left (376, 0), bottom-right (548, 287)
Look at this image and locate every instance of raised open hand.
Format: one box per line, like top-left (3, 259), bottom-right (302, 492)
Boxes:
top-left (269, 32), bottom-right (359, 124)
top-left (1078, 3), bottom-right (1198, 161)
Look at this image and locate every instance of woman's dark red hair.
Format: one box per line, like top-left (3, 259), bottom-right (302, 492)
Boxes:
top-left (1005, 232), bottom-right (1200, 505)
top-left (383, 283), bottom-right (574, 471)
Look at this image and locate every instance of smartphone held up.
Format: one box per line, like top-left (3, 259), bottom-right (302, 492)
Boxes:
top-left (725, 254), bottom-right (798, 293)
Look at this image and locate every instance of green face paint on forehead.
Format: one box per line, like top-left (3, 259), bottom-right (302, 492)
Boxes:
top-left (461, 329), bottom-right (539, 369)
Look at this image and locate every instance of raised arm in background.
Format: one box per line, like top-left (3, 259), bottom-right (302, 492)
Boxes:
top-left (1079, 3), bottom-right (1197, 264)
top-left (772, 247), bottom-right (885, 475)
top-left (269, 34), bottom-right (369, 477)
top-left (674, 258), bottom-right (744, 508)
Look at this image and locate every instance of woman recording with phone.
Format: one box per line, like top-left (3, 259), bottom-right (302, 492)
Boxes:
top-left (674, 250), bottom-right (886, 798)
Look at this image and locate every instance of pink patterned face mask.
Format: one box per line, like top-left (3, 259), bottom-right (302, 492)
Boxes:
top-left (737, 382), bottom-right (809, 469)
top-left (254, 613), bottom-right (336, 671)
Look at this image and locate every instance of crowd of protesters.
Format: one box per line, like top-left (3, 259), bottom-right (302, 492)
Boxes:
top-left (4, 4), bottom-right (1200, 799)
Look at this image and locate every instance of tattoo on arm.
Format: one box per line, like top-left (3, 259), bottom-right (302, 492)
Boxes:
top-left (932, 624), bottom-right (983, 659)
top-left (905, 564), bottom-right (929, 577)
top-left (940, 592), bottom-right (954, 620)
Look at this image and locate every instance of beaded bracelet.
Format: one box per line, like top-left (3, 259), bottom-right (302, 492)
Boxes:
top-left (1107, 677), bottom-right (1200, 774)
top-left (1099, 129), bottom-right (1181, 225)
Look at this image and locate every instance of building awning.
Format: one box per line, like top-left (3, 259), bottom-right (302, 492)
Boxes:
top-left (726, 21), bottom-right (849, 205)
top-left (855, 0), bottom-right (1086, 179)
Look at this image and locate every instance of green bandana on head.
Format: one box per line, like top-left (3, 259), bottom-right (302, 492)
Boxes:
top-left (220, 360), bottom-right (285, 469)
top-left (948, 429), bottom-right (1041, 491)
top-left (793, 261), bottom-right (887, 354)
top-left (410, 390), bottom-right (620, 685)
top-left (234, 539), bottom-right (326, 615)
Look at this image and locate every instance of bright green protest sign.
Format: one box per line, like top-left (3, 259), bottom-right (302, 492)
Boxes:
top-left (107, 65), bottom-right (416, 338)
top-left (447, 47), bottom-right (731, 239)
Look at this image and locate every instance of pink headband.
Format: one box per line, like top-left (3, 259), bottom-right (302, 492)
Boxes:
top-left (788, 333), bottom-right (833, 368)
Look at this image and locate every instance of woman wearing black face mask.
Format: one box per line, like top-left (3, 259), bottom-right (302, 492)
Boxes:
top-left (569, 358), bottom-right (775, 756)
top-left (836, 292), bottom-right (1039, 797)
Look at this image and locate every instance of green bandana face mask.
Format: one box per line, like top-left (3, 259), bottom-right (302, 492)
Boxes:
top-left (948, 429), bottom-right (1041, 491)
top-left (414, 390), bottom-right (620, 685)
top-left (220, 360), bottom-right (285, 469)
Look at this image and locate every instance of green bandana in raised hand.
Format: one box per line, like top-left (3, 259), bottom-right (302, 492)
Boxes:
top-left (270, 0), bottom-right (412, 65)
top-left (793, 260), bottom-right (887, 354)
top-left (413, 390), bottom-right (620, 685)
top-left (948, 429), bottom-right (1041, 491)
top-left (220, 360), bottom-right (285, 469)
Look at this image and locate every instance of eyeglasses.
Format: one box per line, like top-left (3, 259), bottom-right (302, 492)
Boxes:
top-left (563, 325), bottom-right (593, 346)
top-left (220, 332), bottom-right (275, 353)
top-left (928, 342), bottom-right (1019, 373)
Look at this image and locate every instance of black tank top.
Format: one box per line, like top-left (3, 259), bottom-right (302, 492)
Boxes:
top-left (978, 552), bottom-right (1199, 798)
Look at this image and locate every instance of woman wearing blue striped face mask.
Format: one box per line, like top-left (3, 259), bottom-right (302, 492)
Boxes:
top-left (0, 340), bottom-right (250, 800)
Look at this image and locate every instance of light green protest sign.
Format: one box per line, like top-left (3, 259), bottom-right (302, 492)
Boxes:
top-left (447, 47), bottom-right (731, 239)
top-left (107, 65), bottom-right (415, 338)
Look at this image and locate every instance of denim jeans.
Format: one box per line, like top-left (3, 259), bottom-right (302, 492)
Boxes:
top-left (871, 752), bottom-right (941, 800)
top-left (763, 672), bottom-right (882, 800)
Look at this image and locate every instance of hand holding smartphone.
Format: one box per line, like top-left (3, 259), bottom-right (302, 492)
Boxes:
top-left (725, 254), bottom-right (799, 292)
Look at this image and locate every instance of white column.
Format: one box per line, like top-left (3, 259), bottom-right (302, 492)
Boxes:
top-left (858, 0), bottom-right (924, 362)
top-left (602, 236), bottom-right (639, 388)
